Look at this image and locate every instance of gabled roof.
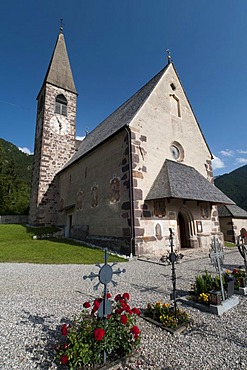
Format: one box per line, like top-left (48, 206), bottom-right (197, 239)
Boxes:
top-left (38, 31), bottom-right (77, 98)
top-left (218, 204), bottom-right (247, 218)
top-left (146, 159), bottom-right (235, 205)
top-left (62, 64), bottom-right (168, 170)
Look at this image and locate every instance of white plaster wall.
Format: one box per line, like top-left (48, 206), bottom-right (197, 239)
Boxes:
top-left (129, 63), bottom-right (212, 202)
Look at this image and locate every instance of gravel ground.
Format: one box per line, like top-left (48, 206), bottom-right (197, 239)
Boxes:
top-left (0, 247), bottom-right (246, 370)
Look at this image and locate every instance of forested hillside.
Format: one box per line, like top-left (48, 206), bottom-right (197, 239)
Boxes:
top-left (0, 138), bottom-right (33, 215)
top-left (214, 165), bottom-right (247, 211)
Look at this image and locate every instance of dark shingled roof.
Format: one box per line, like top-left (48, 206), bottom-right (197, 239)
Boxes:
top-left (218, 204), bottom-right (247, 218)
top-left (146, 159), bottom-right (235, 205)
top-left (38, 32), bottom-right (77, 97)
top-left (62, 65), bottom-right (168, 171)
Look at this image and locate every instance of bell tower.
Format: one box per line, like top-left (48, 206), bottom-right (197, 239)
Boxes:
top-left (29, 27), bottom-right (77, 225)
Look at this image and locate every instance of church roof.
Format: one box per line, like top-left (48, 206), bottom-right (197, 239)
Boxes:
top-left (218, 204), bottom-right (247, 218)
top-left (146, 159), bottom-right (235, 205)
top-left (62, 65), bottom-right (168, 170)
top-left (38, 31), bottom-right (77, 96)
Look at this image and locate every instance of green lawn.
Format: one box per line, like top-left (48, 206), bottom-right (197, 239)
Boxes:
top-left (0, 224), bottom-right (126, 264)
top-left (224, 241), bottom-right (237, 248)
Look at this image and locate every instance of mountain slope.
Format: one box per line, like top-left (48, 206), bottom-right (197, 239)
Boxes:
top-left (214, 165), bottom-right (247, 211)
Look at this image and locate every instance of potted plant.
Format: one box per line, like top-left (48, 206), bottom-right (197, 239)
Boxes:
top-left (56, 292), bottom-right (141, 369)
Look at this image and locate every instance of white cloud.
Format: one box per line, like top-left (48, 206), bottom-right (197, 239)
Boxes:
top-left (220, 149), bottom-right (234, 157)
top-left (76, 135), bottom-right (85, 141)
top-left (237, 149), bottom-right (247, 155)
top-left (212, 155), bottom-right (225, 170)
top-left (235, 157), bottom-right (247, 165)
top-left (18, 147), bottom-right (32, 155)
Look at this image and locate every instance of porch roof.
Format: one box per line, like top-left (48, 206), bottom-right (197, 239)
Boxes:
top-left (218, 204), bottom-right (247, 218)
top-left (146, 159), bottom-right (235, 205)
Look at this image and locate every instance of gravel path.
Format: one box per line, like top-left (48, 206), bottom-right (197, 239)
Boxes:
top-left (0, 248), bottom-right (246, 369)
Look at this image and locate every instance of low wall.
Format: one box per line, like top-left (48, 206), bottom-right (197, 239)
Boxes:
top-left (0, 215), bottom-right (28, 224)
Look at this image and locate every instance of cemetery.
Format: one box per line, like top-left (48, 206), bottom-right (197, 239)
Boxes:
top-left (0, 233), bottom-right (246, 369)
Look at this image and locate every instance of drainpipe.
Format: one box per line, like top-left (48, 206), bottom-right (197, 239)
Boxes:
top-left (125, 127), bottom-right (135, 257)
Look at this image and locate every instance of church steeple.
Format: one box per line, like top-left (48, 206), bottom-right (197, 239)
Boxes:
top-left (41, 31), bottom-right (77, 95)
top-left (29, 29), bottom-right (77, 226)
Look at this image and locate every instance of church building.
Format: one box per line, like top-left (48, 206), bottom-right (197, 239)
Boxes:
top-left (29, 29), bottom-right (234, 257)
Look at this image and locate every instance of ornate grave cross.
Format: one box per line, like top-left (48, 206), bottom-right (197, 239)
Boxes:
top-left (83, 249), bottom-right (126, 365)
top-left (237, 233), bottom-right (247, 278)
top-left (209, 236), bottom-right (225, 301)
top-left (168, 228), bottom-right (178, 319)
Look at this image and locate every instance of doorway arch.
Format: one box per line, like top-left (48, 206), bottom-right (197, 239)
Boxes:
top-left (177, 208), bottom-right (194, 248)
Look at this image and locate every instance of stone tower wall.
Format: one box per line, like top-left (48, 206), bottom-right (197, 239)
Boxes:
top-left (29, 83), bottom-right (77, 225)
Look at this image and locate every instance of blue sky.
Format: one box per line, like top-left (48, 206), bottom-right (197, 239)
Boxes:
top-left (1, 0), bottom-right (247, 176)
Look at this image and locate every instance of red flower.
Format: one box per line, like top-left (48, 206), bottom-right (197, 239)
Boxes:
top-left (83, 301), bottom-right (91, 308)
top-left (132, 307), bottom-right (141, 316)
top-left (61, 354), bottom-right (68, 365)
top-left (116, 308), bottom-right (122, 315)
top-left (115, 294), bottom-right (122, 301)
top-left (61, 324), bottom-right (68, 336)
top-left (107, 293), bottom-right (111, 298)
top-left (123, 292), bottom-right (130, 300)
top-left (94, 328), bottom-right (105, 341)
top-left (92, 298), bottom-right (102, 313)
top-left (120, 314), bottom-right (128, 324)
top-left (131, 325), bottom-right (140, 336)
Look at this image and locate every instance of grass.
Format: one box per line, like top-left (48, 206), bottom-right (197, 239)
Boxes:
top-left (224, 241), bottom-right (236, 248)
top-left (0, 224), bottom-right (126, 264)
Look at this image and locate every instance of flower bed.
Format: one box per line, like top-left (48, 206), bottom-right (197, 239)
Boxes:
top-left (224, 268), bottom-right (246, 288)
top-left (179, 270), bottom-right (240, 315)
top-left (140, 301), bottom-right (191, 334)
top-left (56, 292), bottom-right (141, 369)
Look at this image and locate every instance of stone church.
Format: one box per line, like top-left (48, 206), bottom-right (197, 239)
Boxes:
top-left (29, 29), bottom-right (234, 257)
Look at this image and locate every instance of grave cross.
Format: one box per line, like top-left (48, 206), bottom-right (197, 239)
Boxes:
top-left (209, 236), bottom-right (225, 301)
top-left (237, 234), bottom-right (247, 278)
top-left (83, 249), bottom-right (126, 365)
top-left (168, 228), bottom-right (178, 320)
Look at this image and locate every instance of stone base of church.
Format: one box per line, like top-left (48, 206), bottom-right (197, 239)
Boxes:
top-left (82, 235), bottom-right (132, 256)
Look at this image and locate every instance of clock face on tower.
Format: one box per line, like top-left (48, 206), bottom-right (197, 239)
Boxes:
top-left (50, 115), bottom-right (69, 135)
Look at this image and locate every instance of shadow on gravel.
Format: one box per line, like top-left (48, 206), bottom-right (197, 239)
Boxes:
top-left (223, 263), bottom-right (245, 270)
top-left (130, 283), bottom-right (164, 294)
top-left (21, 310), bottom-right (72, 369)
top-left (184, 322), bottom-right (247, 349)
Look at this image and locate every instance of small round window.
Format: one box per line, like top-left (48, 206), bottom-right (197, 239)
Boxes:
top-left (171, 145), bottom-right (180, 160)
top-left (170, 142), bottom-right (184, 162)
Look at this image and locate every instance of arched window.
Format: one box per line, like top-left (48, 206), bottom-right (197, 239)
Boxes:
top-left (55, 94), bottom-right (67, 116)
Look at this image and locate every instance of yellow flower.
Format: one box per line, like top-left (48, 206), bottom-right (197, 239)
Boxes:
top-left (162, 303), bottom-right (170, 308)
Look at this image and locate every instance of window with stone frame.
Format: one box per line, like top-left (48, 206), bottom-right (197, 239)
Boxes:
top-left (91, 185), bottom-right (99, 208)
top-left (200, 203), bottom-right (209, 219)
top-left (153, 199), bottom-right (166, 218)
top-left (76, 191), bottom-right (83, 210)
top-left (109, 177), bottom-right (120, 203)
top-left (155, 223), bottom-right (163, 240)
top-left (55, 94), bottom-right (67, 116)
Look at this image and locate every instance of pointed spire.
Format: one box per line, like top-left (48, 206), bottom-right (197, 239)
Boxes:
top-left (42, 30), bottom-right (77, 94)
